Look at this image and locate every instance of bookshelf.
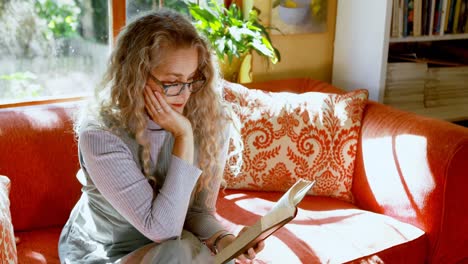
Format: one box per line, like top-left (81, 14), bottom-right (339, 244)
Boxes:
top-left (332, 0), bottom-right (468, 121)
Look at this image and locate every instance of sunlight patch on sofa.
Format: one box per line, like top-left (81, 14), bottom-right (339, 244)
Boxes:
top-left (235, 197), bottom-right (276, 216)
top-left (223, 193), bottom-right (248, 200)
top-left (26, 251), bottom-right (46, 263)
top-left (22, 109), bottom-right (60, 129)
top-left (362, 135), bottom-right (434, 219)
top-left (255, 235), bottom-right (302, 264)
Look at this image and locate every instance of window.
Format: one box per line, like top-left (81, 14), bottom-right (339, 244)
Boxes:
top-left (0, 0), bottom-right (110, 104)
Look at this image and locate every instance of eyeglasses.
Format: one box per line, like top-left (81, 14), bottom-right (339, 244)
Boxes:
top-left (148, 73), bottom-right (206, 97)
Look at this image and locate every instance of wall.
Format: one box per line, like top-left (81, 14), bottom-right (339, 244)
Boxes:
top-left (252, 0), bottom-right (337, 83)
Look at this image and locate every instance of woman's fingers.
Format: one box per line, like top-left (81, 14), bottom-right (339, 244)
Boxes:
top-left (247, 248), bottom-right (256, 259)
top-left (235, 247), bottom-right (256, 263)
top-left (154, 90), bottom-right (170, 112)
top-left (235, 254), bottom-right (250, 263)
top-left (234, 227), bottom-right (262, 263)
top-left (254, 241), bottom-right (265, 253)
top-left (144, 85), bottom-right (163, 117)
top-left (144, 85), bottom-right (191, 137)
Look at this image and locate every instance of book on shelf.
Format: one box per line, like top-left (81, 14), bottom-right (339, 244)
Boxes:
top-left (408, 0), bottom-right (415, 35)
top-left (414, 0), bottom-right (423, 35)
top-left (453, 0), bottom-right (463, 32)
top-left (444, 0), bottom-right (453, 32)
top-left (385, 62), bottom-right (426, 103)
top-left (465, 1), bottom-right (468, 33)
top-left (425, 66), bottom-right (468, 107)
top-left (432, 0), bottom-right (443, 34)
top-left (421, 0), bottom-right (432, 34)
top-left (391, 0), bottom-right (468, 37)
top-left (446, 0), bottom-right (458, 32)
top-left (214, 179), bottom-right (315, 264)
top-left (425, 94), bottom-right (468, 108)
top-left (399, 0), bottom-right (406, 36)
top-left (429, 0), bottom-right (437, 35)
top-left (392, 0), bottom-right (403, 37)
top-left (457, 0), bottom-right (468, 33)
top-left (403, 0), bottom-right (410, 36)
top-left (392, 0), bottom-right (398, 36)
top-left (438, 0), bottom-right (450, 35)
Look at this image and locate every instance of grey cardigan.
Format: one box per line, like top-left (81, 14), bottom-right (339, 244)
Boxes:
top-left (58, 117), bottom-right (229, 263)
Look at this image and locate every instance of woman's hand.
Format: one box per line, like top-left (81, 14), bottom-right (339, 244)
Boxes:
top-left (217, 227), bottom-right (265, 263)
top-left (144, 85), bottom-right (192, 138)
top-left (144, 85), bottom-right (194, 163)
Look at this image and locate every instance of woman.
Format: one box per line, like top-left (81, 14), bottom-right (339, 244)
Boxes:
top-left (58, 9), bottom-right (262, 264)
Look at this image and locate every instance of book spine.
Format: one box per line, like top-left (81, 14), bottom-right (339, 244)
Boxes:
top-left (424, 0), bottom-right (432, 34)
top-left (439, 0), bottom-right (449, 34)
top-left (459, 0), bottom-right (468, 32)
top-left (444, 0), bottom-right (453, 32)
top-left (453, 0), bottom-right (462, 32)
top-left (465, 0), bottom-right (468, 32)
top-left (403, 0), bottom-right (410, 36)
top-left (392, 0), bottom-right (401, 37)
top-left (408, 0), bottom-right (415, 35)
top-left (429, 0), bottom-right (437, 34)
top-left (433, 0), bottom-right (442, 34)
top-left (398, 0), bottom-right (405, 36)
top-left (447, 0), bottom-right (458, 32)
top-left (414, 0), bottom-right (423, 35)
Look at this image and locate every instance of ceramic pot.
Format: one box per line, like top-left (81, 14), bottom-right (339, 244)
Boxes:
top-left (219, 54), bottom-right (247, 82)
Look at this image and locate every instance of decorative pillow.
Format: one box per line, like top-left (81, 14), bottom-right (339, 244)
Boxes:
top-left (223, 82), bottom-right (368, 202)
top-left (0, 176), bottom-right (17, 264)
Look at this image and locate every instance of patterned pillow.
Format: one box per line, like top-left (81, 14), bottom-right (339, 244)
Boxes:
top-left (223, 82), bottom-right (368, 202)
top-left (0, 175), bottom-right (17, 264)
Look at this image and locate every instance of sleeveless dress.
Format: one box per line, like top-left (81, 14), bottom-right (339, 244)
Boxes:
top-left (58, 117), bottom-right (231, 263)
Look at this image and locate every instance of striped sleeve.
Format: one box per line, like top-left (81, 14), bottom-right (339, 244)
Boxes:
top-left (79, 129), bottom-right (201, 242)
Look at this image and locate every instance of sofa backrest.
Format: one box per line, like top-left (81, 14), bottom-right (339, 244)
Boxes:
top-left (0, 102), bottom-right (82, 231)
top-left (243, 78), bottom-right (345, 95)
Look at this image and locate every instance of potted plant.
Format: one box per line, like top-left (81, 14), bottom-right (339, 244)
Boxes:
top-left (187, 0), bottom-right (280, 82)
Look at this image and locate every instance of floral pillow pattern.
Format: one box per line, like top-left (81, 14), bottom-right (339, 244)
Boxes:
top-left (0, 176), bottom-right (17, 264)
top-left (223, 82), bottom-right (368, 202)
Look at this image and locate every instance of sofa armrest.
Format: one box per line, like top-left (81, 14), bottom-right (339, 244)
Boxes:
top-left (352, 101), bottom-right (468, 263)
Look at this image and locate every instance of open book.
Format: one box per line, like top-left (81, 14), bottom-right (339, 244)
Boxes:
top-left (215, 179), bottom-right (315, 264)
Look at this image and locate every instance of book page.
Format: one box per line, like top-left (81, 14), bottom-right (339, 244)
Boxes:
top-left (261, 206), bottom-right (295, 230)
top-left (269, 179), bottom-right (315, 214)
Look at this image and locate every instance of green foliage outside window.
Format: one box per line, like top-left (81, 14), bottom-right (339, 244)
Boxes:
top-left (34, 0), bottom-right (81, 39)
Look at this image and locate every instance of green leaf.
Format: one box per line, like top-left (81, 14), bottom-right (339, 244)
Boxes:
top-left (187, 0), bottom-right (280, 64)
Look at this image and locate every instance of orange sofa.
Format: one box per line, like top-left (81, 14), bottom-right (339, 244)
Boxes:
top-left (1, 78), bottom-right (467, 263)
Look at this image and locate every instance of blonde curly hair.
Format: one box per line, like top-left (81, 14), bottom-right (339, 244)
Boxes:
top-left (79, 9), bottom-right (241, 197)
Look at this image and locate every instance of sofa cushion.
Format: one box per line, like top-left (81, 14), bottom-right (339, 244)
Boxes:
top-left (216, 189), bottom-right (427, 264)
top-left (223, 82), bottom-right (368, 202)
top-left (0, 175), bottom-right (17, 264)
top-left (15, 227), bottom-right (61, 264)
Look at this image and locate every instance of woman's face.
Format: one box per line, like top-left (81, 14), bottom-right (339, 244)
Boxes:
top-left (147, 46), bottom-right (200, 114)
